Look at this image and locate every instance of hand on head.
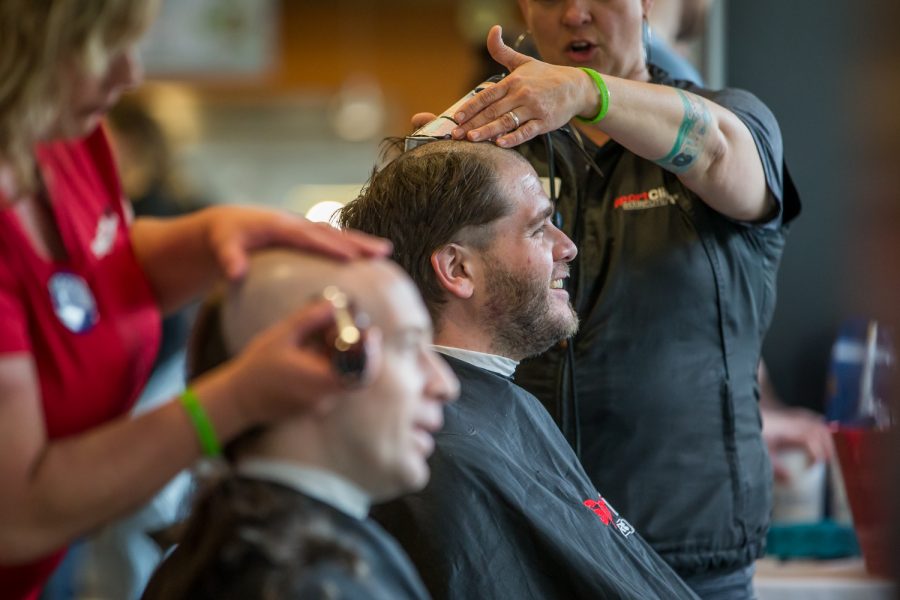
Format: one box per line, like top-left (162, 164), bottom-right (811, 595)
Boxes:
top-left (205, 205), bottom-right (392, 280)
top-left (449, 25), bottom-right (597, 148)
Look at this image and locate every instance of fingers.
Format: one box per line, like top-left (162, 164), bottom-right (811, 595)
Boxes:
top-left (285, 299), bottom-right (337, 342)
top-left (218, 240), bottom-right (248, 280)
top-left (270, 217), bottom-right (390, 262)
top-left (286, 302), bottom-right (384, 391)
top-left (803, 422), bottom-right (836, 464)
top-left (458, 105), bottom-right (522, 141)
top-left (495, 119), bottom-right (544, 148)
top-left (452, 79), bottom-right (510, 131)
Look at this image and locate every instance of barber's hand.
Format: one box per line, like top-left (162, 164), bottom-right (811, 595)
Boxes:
top-left (451, 25), bottom-right (599, 148)
top-left (222, 299), bottom-right (383, 425)
top-left (207, 206), bottom-right (392, 279)
top-left (762, 406), bottom-right (835, 482)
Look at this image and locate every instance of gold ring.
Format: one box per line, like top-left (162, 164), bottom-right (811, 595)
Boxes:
top-left (507, 110), bottom-right (521, 129)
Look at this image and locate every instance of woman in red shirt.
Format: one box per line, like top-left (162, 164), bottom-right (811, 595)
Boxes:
top-left (0, 1), bottom-right (389, 598)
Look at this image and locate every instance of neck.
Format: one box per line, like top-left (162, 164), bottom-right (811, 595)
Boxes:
top-left (238, 419), bottom-right (375, 505)
top-left (435, 311), bottom-right (516, 360)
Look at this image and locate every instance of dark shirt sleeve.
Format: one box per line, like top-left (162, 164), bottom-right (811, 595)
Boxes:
top-left (701, 87), bottom-right (802, 228)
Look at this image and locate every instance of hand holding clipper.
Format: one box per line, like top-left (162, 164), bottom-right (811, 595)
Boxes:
top-left (405, 77), bottom-right (502, 151)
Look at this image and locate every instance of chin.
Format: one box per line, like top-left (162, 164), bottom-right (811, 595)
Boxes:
top-left (371, 463), bottom-right (429, 503)
top-left (400, 461), bottom-right (431, 494)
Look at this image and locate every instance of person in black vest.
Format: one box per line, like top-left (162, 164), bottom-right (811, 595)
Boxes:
top-left (340, 140), bottom-right (698, 599)
top-left (142, 251), bottom-right (458, 600)
top-left (419, 2), bottom-right (801, 594)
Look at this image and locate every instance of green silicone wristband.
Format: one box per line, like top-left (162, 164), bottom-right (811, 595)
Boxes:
top-left (576, 67), bottom-right (610, 124)
top-left (179, 387), bottom-right (222, 457)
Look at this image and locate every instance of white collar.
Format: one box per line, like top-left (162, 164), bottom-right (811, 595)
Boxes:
top-left (236, 458), bottom-right (371, 520)
top-left (432, 345), bottom-right (518, 378)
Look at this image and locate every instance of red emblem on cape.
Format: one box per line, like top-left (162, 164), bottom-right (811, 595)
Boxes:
top-left (583, 497), bottom-right (614, 525)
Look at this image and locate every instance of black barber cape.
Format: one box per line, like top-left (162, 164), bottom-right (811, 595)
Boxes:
top-left (372, 356), bottom-right (698, 599)
top-left (143, 477), bottom-right (429, 600)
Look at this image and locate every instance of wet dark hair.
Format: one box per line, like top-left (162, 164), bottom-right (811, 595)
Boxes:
top-left (339, 139), bottom-right (521, 324)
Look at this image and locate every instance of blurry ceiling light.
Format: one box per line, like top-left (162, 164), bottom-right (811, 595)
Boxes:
top-left (305, 201), bottom-right (347, 226)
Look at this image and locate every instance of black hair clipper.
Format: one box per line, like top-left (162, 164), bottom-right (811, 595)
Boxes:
top-left (404, 75), bottom-right (505, 151)
top-left (321, 286), bottom-right (369, 386)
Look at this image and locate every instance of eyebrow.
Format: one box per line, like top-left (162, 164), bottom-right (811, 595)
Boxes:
top-left (526, 203), bottom-right (555, 230)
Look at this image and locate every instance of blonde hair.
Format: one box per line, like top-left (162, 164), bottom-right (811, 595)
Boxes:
top-left (0, 0), bottom-right (159, 194)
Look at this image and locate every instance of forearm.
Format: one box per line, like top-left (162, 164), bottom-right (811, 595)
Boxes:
top-left (0, 366), bottom-right (249, 563)
top-left (130, 208), bottom-right (221, 314)
top-left (580, 74), bottom-right (772, 220)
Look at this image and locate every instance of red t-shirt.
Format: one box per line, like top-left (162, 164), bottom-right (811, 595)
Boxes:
top-left (0, 128), bottom-right (161, 599)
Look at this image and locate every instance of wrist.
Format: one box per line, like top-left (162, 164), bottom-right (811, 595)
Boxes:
top-left (575, 68), bottom-right (611, 124)
top-left (189, 364), bottom-right (257, 445)
top-left (575, 67), bottom-right (600, 120)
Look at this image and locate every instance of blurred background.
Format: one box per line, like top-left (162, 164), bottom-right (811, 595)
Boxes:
top-left (126, 0), bottom-right (897, 420)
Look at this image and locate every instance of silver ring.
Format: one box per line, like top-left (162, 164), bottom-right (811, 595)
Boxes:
top-left (507, 110), bottom-right (521, 130)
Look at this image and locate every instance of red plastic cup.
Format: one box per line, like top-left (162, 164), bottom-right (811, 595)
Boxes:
top-left (832, 427), bottom-right (894, 578)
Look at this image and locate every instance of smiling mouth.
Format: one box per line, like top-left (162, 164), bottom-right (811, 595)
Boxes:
top-left (550, 279), bottom-right (565, 289)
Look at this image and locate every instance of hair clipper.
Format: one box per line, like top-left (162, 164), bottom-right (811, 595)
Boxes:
top-left (404, 75), bottom-right (505, 151)
top-left (320, 286), bottom-right (370, 386)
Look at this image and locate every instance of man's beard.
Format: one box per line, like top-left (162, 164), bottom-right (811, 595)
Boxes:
top-left (481, 261), bottom-right (579, 360)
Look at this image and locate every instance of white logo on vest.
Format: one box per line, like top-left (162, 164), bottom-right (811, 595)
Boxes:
top-left (48, 272), bottom-right (99, 333)
top-left (90, 211), bottom-right (119, 258)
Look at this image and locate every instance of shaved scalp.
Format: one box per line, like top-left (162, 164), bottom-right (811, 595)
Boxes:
top-left (221, 250), bottom-right (409, 355)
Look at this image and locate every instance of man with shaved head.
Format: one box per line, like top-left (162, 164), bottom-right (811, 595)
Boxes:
top-left (340, 140), bottom-right (698, 599)
top-left (142, 251), bottom-right (457, 599)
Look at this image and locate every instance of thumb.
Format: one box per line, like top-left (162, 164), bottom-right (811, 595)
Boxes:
top-left (487, 25), bottom-right (532, 72)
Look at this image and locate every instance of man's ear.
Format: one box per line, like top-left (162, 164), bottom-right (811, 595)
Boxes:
top-left (432, 243), bottom-right (476, 300)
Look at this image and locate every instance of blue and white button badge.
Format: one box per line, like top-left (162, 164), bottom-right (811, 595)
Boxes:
top-left (48, 272), bottom-right (98, 334)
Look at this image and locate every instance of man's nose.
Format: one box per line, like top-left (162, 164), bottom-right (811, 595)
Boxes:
top-left (552, 227), bottom-right (578, 263)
